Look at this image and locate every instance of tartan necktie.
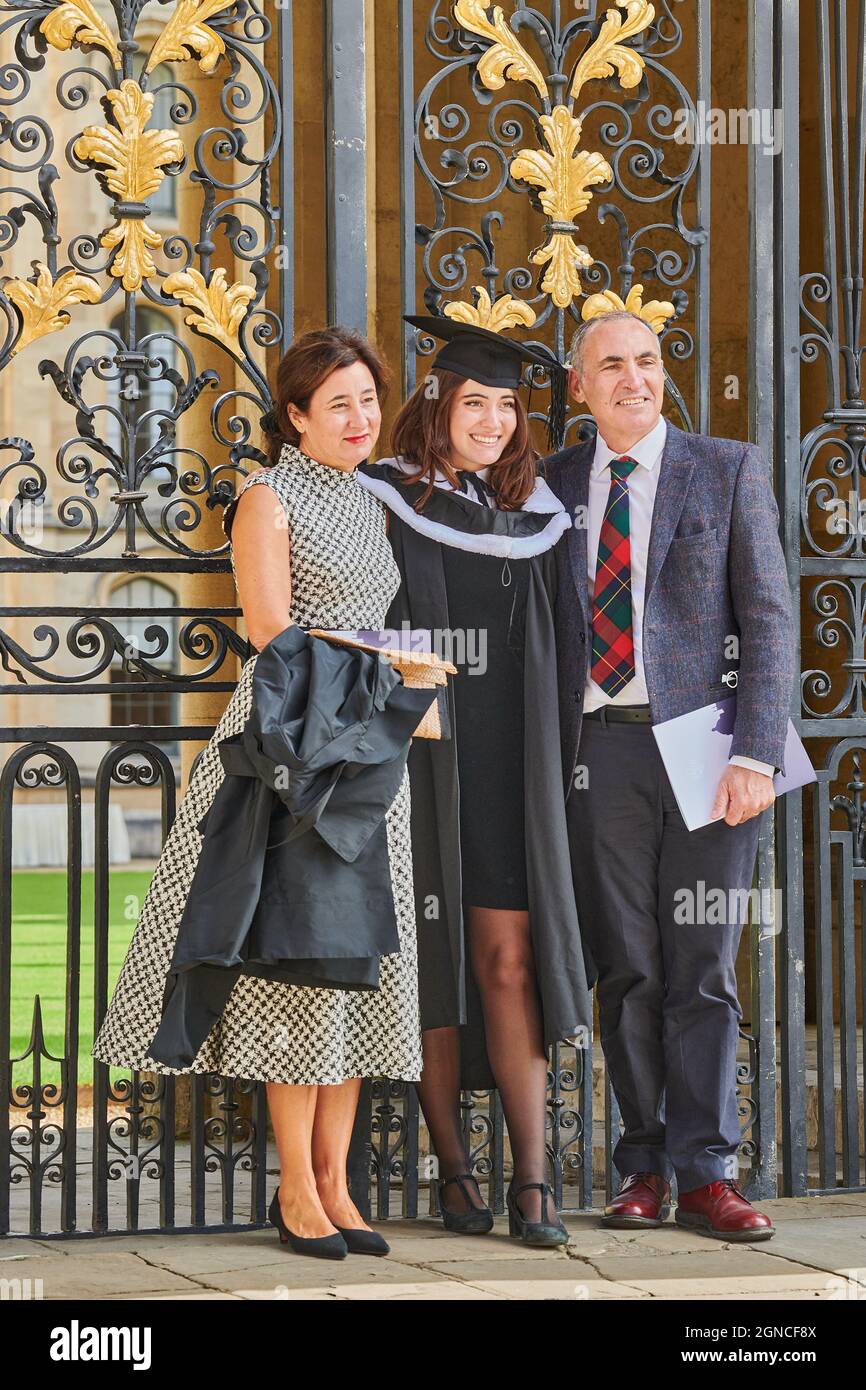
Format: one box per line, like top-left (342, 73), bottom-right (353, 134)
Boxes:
top-left (591, 455), bottom-right (640, 695)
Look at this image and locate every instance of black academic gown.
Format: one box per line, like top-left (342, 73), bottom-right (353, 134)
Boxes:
top-left (359, 463), bottom-right (593, 1090)
top-left (146, 624), bottom-right (435, 1069)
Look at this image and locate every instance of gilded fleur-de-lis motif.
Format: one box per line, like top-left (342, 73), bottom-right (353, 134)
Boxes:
top-left (162, 267), bottom-right (256, 355)
top-left (454, 0), bottom-right (656, 315)
top-left (581, 284), bottom-right (676, 335)
top-left (4, 263), bottom-right (101, 354)
top-left (452, 0), bottom-right (548, 101)
top-left (569, 0), bottom-right (655, 102)
top-left (38, 0), bottom-right (121, 68)
top-left (511, 108), bottom-right (612, 309)
top-left (145, 0), bottom-right (230, 75)
top-left (444, 286), bottom-right (537, 331)
top-left (73, 81), bottom-right (185, 292)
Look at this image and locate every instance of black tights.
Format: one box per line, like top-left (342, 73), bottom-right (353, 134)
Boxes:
top-left (417, 906), bottom-right (555, 1222)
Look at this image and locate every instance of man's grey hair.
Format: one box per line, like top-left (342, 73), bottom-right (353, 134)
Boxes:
top-left (568, 310), bottom-right (661, 374)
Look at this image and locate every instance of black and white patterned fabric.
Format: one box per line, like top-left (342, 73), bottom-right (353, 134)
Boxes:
top-left (91, 442), bottom-right (423, 1083)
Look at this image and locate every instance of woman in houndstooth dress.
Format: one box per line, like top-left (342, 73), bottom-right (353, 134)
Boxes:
top-left (92, 328), bottom-right (418, 1252)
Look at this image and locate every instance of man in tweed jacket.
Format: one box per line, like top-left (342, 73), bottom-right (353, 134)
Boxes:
top-left (544, 311), bottom-right (796, 1240)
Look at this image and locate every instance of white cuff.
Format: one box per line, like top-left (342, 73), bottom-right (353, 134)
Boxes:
top-left (729, 755), bottom-right (775, 778)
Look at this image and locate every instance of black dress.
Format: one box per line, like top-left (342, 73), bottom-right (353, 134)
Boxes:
top-left (440, 545), bottom-right (530, 910)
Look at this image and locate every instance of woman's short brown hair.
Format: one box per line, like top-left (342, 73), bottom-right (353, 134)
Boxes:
top-left (262, 327), bottom-right (392, 466)
top-left (390, 367), bottom-right (539, 510)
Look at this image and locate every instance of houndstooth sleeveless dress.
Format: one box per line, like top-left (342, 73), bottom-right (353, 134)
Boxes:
top-left (91, 442), bottom-right (423, 1084)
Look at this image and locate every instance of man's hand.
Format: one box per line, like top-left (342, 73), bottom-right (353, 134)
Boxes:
top-left (710, 765), bottom-right (775, 826)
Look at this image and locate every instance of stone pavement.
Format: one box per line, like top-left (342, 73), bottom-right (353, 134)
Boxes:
top-left (2, 1193), bottom-right (866, 1300)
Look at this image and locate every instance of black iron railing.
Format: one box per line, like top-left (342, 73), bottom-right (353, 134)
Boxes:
top-left (1, 0), bottom-right (864, 1240)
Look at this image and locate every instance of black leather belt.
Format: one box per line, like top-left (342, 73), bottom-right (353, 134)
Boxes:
top-left (584, 704), bottom-right (652, 724)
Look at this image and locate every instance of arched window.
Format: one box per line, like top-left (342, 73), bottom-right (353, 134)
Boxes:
top-left (132, 55), bottom-right (177, 218)
top-left (105, 306), bottom-right (177, 481)
top-left (110, 577), bottom-right (179, 759)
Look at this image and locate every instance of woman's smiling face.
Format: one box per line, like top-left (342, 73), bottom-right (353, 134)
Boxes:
top-left (447, 379), bottom-right (519, 473)
top-left (286, 360), bottom-right (381, 471)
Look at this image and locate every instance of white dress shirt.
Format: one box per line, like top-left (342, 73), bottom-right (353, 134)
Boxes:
top-left (584, 417), bottom-right (773, 778)
top-left (393, 460), bottom-right (493, 498)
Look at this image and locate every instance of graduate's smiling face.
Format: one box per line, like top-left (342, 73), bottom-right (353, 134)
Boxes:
top-left (447, 380), bottom-right (518, 472)
top-left (286, 360), bottom-right (381, 472)
top-left (568, 317), bottom-right (664, 452)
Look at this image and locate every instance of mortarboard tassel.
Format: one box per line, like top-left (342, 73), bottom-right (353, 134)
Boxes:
top-left (546, 359), bottom-right (567, 455)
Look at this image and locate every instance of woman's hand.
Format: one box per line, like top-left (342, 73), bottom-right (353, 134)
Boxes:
top-left (230, 485), bottom-right (293, 651)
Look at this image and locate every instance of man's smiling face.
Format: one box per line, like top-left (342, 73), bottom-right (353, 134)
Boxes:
top-left (567, 316), bottom-right (665, 451)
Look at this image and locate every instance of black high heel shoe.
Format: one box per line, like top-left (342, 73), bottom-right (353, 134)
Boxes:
top-left (506, 1182), bottom-right (569, 1248)
top-left (437, 1173), bottom-right (495, 1234)
top-left (268, 1189), bottom-right (348, 1260)
top-left (334, 1226), bottom-right (390, 1256)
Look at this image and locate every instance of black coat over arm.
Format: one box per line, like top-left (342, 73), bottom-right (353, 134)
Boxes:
top-left (146, 625), bottom-right (435, 1069)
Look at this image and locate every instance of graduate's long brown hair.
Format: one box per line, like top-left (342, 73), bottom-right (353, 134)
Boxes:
top-left (389, 368), bottom-right (539, 511)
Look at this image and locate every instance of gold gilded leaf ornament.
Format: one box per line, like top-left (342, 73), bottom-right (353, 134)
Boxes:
top-left (453, 3), bottom-right (655, 314)
top-left (146, 0), bottom-right (230, 74)
top-left (511, 107), bottom-right (612, 309)
top-left (5, 263), bottom-right (101, 354)
top-left (452, 0), bottom-right (548, 101)
top-left (511, 108), bottom-right (612, 222)
top-left (162, 267), bottom-right (256, 355)
top-left (73, 81), bottom-right (185, 292)
top-left (580, 284), bottom-right (676, 334)
top-left (444, 287), bottom-right (537, 332)
top-left (75, 83), bottom-right (185, 204)
top-left (38, 0), bottom-right (121, 67)
top-left (569, 0), bottom-right (654, 103)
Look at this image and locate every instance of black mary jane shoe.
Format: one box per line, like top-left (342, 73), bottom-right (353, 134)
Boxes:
top-left (335, 1226), bottom-right (390, 1256)
top-left (506, 1181), bottom-right (569, 1248)
top-left (268, 1189), bottom-right (348, 1260)
top-left (437, 1172), bottom-right (495, 1234)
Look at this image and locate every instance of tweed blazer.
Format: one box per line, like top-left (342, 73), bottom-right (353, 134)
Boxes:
top-left (544, 419), bottom-right (797, 798)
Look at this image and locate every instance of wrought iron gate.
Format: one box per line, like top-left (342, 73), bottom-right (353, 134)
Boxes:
top-left (0, 0), bottom-right (863, 1239)
top-left (775, 0), bottom-right (866, 1197)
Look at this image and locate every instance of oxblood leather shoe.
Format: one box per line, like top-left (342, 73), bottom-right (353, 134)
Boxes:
top-left (675, 1180), bottom-right (775, 1241)
top-left (601, 1172), bottom-right (671, 1228)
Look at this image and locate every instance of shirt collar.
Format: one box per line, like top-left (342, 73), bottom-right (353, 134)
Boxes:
top-left (378, 456), bottom-right (563, 515)
top-left (591, 416), bottom-right (668, 477)
top-left (395, 458), bottom-right (495, 503)
top-left (390, 457), bottom-right (491, 487)
top-left (439, 464), bottom-right (491, 486)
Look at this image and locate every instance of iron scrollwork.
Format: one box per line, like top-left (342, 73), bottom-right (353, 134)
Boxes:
top-left (0, 0), bottom-right (284, 560)
top-left (413, 0), bottom-right (705, 440)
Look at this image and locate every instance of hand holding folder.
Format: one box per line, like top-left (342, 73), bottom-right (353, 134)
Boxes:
top-left (651, 696), bottom-right (816, 832)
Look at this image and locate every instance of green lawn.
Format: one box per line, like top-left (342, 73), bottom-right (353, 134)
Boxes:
top-left (8, 869), bottom-right (154, 1091)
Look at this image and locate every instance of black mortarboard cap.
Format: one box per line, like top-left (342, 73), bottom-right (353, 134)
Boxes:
top-left (404, 314), bottom-right (568, 453)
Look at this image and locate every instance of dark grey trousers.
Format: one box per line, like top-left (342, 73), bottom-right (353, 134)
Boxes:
top-left (565, 718), bottom-right (762, 1193)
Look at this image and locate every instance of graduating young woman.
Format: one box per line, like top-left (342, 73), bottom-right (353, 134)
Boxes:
top-left (357, 315), bottom-right (593, 1247)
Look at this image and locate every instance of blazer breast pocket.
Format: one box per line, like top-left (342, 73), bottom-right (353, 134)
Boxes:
top-left (668, 525), bottom-right (720, 549)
